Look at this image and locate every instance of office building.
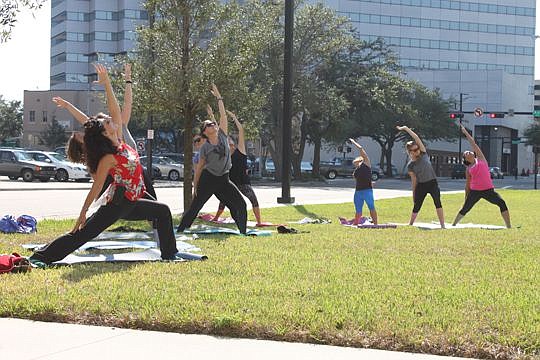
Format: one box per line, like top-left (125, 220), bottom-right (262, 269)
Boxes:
top-left (317, 0), bottom-right (536, 174)
top-left (50, 0), bottom-right (147, 90)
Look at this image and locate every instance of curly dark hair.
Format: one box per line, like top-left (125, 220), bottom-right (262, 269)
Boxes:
top-left (83, 118), bottom-right (117, 174)
top-left (67, 135), bottom-right (85, 164)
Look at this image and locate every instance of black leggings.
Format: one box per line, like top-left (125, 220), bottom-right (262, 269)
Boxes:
top-left (459, 188), bottom-right (508, 216)
top-left (218, 183), bottom-right (259, 210)
top-left (30, 198), bottom-right (178, 264)
top-left (413, 179), bottom-right (442, 213)
top-left (177, 170), bottom-right (247, 233)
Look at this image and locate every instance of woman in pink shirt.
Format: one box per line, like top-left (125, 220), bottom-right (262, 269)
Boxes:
top-left (452, 125), bottom-right (511, 228)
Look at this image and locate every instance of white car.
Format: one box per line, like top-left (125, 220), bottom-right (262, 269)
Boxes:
top-left (28, 151), bottom-right (90, 182)
top-left (140, 156), bottom-right (184, 181)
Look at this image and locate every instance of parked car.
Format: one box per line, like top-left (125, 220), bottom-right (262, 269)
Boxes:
top-left (156, 152), bottom-right (184, 164)
top-left (27, 151), bottom-right (90, 182)
top-left (375, 163), bottom-right (398, 178)
top-left (0, 148), bottom-right (56, 182)
top-left (140, 156), bottom-right (184, 181)
top-left (451, 164), bottom-right (466, 179)
top-left (142, 164), bottom-right (162, 180)
top-left (54, 146), bottom-right (67, 157)
top-left (489, 166), bottom-right (504, 179)
top-left (319, 157), bottom-right (379, 181)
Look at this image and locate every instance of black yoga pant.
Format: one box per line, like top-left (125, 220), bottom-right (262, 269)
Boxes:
top-left (413, 179), bottom-right (442, 213)
top-left (177, 170), bottom-right (247, 234)
top-left (30, 198), bottom-right (178, 264)
top-left (218, 183), bottom-right (259, 211)
top-left (459, 188), bottom-right (508, 216)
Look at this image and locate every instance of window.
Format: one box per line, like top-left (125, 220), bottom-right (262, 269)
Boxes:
top-left (51, 32), bottom-right (66, 46)
top-left (42, 111), bottom-right (48, 123)
top-left (29, 111), bottom-right (35, 123)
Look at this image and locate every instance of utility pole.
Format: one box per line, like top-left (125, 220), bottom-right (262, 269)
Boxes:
top-left (278, 0), bottom-right (294, 204)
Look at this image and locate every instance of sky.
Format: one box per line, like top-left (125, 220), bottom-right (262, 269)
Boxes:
top-left (0, 0), bottom-right (539, 103)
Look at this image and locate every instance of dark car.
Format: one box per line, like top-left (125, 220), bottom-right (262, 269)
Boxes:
top-left (489, 167), bottom-right (504, 179)
top-left (451, 164), bottom-right (466, 179)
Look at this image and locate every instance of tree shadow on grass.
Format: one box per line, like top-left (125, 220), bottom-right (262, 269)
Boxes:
top-left (291, 205), bottom-right (327, 220)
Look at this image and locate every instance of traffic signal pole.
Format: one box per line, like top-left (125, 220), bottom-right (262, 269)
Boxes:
top-left (458, 93), bottom-right (463, 156)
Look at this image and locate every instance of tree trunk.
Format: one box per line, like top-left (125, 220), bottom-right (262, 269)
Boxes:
top-left (181, 11), bottom-right (192, 210)
top-left (183, 108), bottom-right (194, 209)
top-left (312, 136), bottom-right (321, 177)
top-left (384, 142), bottom-right (394, 177)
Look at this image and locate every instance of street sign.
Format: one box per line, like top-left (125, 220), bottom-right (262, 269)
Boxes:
top-left (533, 110), bottom-right (540, 118)
top-left (473, 107), bottom-right (483, 117)
top-left (147, 129), bottom-right (155, 139)
top-left (511, 137), bottom-right (521, 145)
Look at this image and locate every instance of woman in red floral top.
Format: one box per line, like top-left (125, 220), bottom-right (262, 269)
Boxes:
top-left (29, 64), bottom-right (181, 266)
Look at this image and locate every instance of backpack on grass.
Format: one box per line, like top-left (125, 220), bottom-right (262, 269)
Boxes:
top-left (0, 253), bottom-right (31, 274)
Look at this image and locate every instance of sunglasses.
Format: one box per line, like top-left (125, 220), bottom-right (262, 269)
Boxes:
top-left (193, 138), bottom-right (202, 144)
top-left (205, 122), bottom-right (217, 128)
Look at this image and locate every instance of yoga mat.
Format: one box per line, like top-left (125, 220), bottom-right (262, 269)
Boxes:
top-left (23, 240), bottom-right (199, 252)
top-left (198, 213), bottom-right (235, 224)
top-left (52, 248), bottom-right (207, 265)
top-left (393, 222), bottom-right (507, 230)
top-left (339, 217), bottom-right (397, 229)
top-left (183, 224), bottom-right (272, 236)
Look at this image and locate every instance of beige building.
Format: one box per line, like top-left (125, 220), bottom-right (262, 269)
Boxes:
top-left (22, 90), bottom-right (106, 150)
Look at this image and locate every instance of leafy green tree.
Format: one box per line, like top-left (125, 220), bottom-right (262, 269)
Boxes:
top-left (133, 0), bottom-right (271, 207)
top-left (253, 2), bottom-right (355, 180)
top-left (0, 95), bottom-right (23, 142)
top-left (307, 37), bottom-right (399, 176)
top-left (524, 121), bottom-right (540, 147)
top-left (1, 0), bottom-right (45, 42)
top-left (40, 117), bottom-right (68, 149)
top-left (345, 74), bottom-right (456, 176)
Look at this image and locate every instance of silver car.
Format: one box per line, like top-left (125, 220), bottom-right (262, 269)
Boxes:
top-left (140, 156), bottom-right (184, 181)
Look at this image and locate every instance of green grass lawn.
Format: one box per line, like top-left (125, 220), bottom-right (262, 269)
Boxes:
top-left (1, 190), bottom-right (539, 359)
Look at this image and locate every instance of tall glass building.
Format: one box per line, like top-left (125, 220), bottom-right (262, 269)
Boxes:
top-left (318, 0), bottom-right (537, 174)
top-left (50, 0), bottom-right (147, 90)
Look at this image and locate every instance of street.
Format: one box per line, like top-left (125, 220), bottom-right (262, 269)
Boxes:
top-left (0, 175), bottom-right (537, 220)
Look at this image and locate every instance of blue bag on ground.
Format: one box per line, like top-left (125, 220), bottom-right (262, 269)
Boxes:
top-left (0, 215), bottom-right (37, 234)
top-left (0, 215), bottom-right (19, 234)
top-left (17, 215), bottom-right (38, 234)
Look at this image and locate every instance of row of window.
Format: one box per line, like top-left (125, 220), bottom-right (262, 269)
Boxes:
top-left (354, 0), bottom-right (535, 17)
top-left (400, 58), bottom-right (534, 75)
top-left (339, 11), bottom-right (535, 36)
top-left (360, 34), bottom-right (534, 57)
top-left (51, 52), bottom-right (119, 66)
top-left (52, 10), bottom-right (148, 26)
top-left (50, 73), bottom-right (100, 86)
top-left (28, 111), bottom-right (48, 123)
top-left (51, 31), bottom-right (136, 46)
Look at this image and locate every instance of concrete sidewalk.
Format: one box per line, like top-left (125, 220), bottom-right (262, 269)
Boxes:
top-left (0, 318), bottom-right (473, 360)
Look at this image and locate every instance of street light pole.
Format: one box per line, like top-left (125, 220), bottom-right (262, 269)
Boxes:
top-left (278, 0), bottom-right (294, 204)
top-left (458, 92), bottom-right (464, 156)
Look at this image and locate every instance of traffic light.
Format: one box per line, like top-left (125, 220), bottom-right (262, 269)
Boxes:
top-left (449, 112), bottom-right (463, 119)
top-left (489, 113), bottom-right (505, 118)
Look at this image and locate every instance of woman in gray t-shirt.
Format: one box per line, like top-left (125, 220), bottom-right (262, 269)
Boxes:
top-left (176, 85), bottom-right (247, 234)
top-left (397, 126), bottom-right (445, 228)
